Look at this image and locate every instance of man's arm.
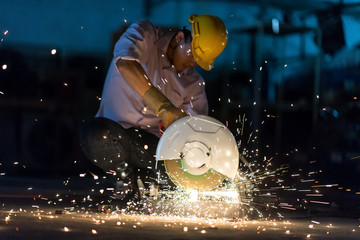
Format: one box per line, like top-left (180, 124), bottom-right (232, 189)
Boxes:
top-left (116, 59), bottom-right (152, 96)
top-left (116, 58), bottom-right (187, 128)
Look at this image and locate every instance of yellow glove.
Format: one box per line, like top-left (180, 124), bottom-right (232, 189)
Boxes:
top-left (142, 86), bottom-right (187, 128)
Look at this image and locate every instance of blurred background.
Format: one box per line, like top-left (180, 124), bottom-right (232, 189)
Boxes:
top-left (0, 0), bottom-right (359, 214)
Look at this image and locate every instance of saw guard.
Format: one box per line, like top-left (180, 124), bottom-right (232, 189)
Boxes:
top-left (164, 159), bottom-right (225, 191)
top-left (156, 115), bottom-right (239, 191)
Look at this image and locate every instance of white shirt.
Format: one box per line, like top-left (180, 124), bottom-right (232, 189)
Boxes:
top-left (96, 20), bottom-right (208, 137)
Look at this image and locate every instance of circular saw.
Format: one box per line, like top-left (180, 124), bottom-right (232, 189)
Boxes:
top-left (156, 115), bottom-right (239, 192)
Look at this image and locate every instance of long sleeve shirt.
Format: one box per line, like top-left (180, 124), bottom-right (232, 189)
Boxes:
top-left (96, 19), bottom-right (208, 137)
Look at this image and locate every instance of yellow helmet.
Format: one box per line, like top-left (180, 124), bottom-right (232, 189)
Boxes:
top-left (189, 14), bottom-right (228, 71)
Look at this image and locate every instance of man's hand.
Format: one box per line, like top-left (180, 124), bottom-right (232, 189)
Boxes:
top-left (142, 86), bottom-right (187, 128)
top-left (161, 105), bottom-right (187, 128)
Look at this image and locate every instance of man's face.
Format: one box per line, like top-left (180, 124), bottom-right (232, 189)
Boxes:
top-left (172, 38), bottom-right (197, 72)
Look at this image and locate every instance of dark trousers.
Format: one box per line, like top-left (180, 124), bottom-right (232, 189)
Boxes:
top-left (79, 117), bottom-right (160, 183)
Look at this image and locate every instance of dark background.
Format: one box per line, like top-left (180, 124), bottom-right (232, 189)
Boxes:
top-left (1, 0), bottom-right (359, 214)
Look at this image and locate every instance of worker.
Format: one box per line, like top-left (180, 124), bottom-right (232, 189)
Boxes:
top-left (80, 14), bottom-right (228, 200)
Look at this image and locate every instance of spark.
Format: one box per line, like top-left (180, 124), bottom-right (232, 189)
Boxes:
top-left (89, 172), bottom-right (99, 180)
top-left (306, 194), bottom-right (323, 196)
top-left (311, 184), bottom-right (338, 188)
top-left (301, 179), bottom-right (315, 183)
top-left (51, 49), bottom-right (57, 55)
top-left (309, 200), bottom-right (330, 205)
top-left (2, 64), bottom-right (7, 70)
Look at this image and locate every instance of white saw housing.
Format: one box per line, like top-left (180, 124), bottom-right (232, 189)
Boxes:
top-left (156, 115), bottom-right (239, 190)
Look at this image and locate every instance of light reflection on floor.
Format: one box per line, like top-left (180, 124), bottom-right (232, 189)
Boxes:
top-left (1, 199), bottom-right (359, 240)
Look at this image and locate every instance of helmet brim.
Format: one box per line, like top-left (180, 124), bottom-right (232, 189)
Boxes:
top-left (192, 44), bottom-right (214, 71)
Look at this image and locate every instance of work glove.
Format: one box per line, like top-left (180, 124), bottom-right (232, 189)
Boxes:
top-left (142, 86), bottom-right (187, 128)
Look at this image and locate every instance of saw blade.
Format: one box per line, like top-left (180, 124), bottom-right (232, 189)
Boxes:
top-left (164, 159), bottom-right (225, 191)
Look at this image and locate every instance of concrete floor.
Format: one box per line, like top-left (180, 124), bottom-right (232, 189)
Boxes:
top-left (1, 204), bottom-right (360, 240)
top-left (1, 194), bottom-right (360, 240)
top-left (1, 176), bottom-right (359, 240)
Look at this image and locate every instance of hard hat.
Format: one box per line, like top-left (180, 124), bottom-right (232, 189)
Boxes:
top-left (189, 14), bottom-right (228, 71)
